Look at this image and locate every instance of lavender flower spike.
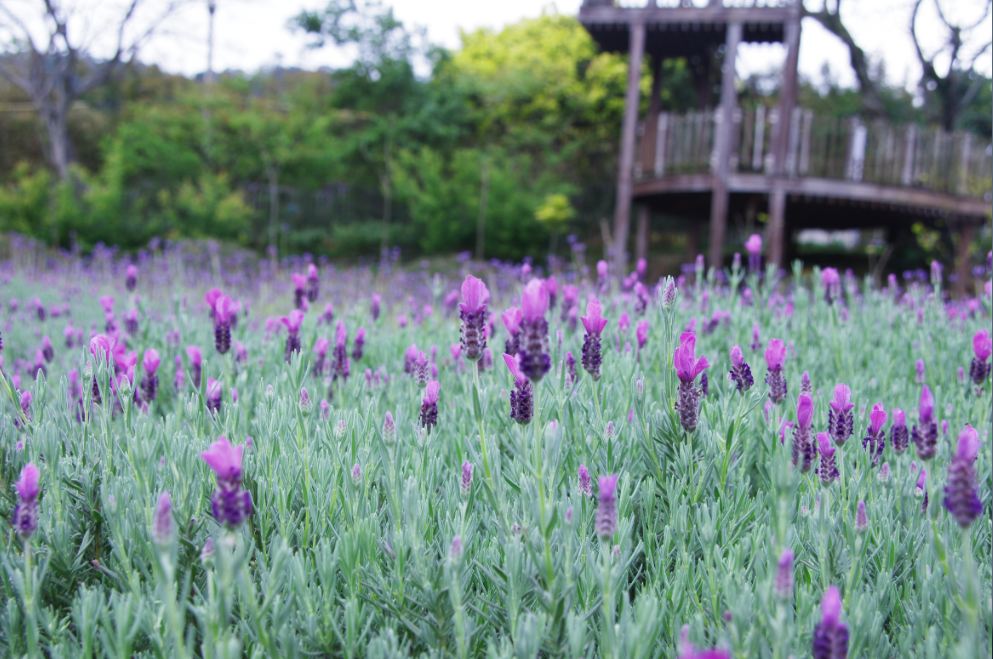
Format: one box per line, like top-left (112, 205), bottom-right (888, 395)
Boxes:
top-left (855, 500), bottom-right (868, 533)
top-left (420, 380), bottom-right (440, 431)
top-left (580, 296), bottom-right (608, 380)
top-left (596, 474), bottom-right (619, 539)
top-left (827, 384), bottom-right (854, 445)
top-left (890, 408), bottom-right (909, 453)
top-left (728, 344), bottom-right (754, 392)
top-left (812, 585), bottom-right (849, 659)
top-left (152, 491), bottom-right (175, 545)
top-left (460, 461), bottom-right (473, 496)
top-left (745, 233), bottom-right (762, 273)
top-left (943, 425), bottom-right (983, 528)
top-left (141, 349), bottom-right (160, 404)
top-left (201, 436), bottom-right (252, 528)
top-left (459, 275), bottom-right (489, 361)
top-left (12, 462), bottom-right (40, 539)
top-left (501, 306), bottom-right (522, 356)
top-left (775, 548), bottom-right (794, 599)
top-left (792, 393), bottom-right (816, 472)
top-left (673, 331), bottom-right (709, 432)
top-left (503, 353), bottom-right (533, 424)
top-left (518, 279), bottom-right (551, 382)
top-left (912, 385), bottom-right (938, 460)
top-left (862, 403), bottom-right (887, 465)
top-left (578, 464), bottom-right (592, 497)
top-left (282, 310), bottom-right (305, 361)
top-left (817, 432), bottom-right (838, 484)
top-left (970, 330), bottom-right (992, 387)
top-left (764, 339), bottom-right (788, 404)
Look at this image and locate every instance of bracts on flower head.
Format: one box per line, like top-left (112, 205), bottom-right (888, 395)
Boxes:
top-left (12, 462), bottom-right (40, 539)
top-left (792, 393), bottom-right (816, 472)
top-left (141, 349), bottom-right (160, 404)
top-left (186, 345), bottom-right (203, 389)
top-left (580, 296), bottom-right (608, 380)
top-left (352, 327), bottom-right (365, 362)
top-left (201, 436), bottom-right (252, 528)
top-left (673, 331), bottom-right (709, 432)
top-left (459, 275), bottom-right (489, 361)
top-left (944, 425), bottom-right (983, 528)
top-left (420, 380), bottom-right (440, 431)
top-left (970, 330), bottom-right (992, 387)
top-left (817, 432), bottom-right (839, 484)
top-left (764, 339), bottom-right (788, 404)
top-left (332, 320), bottom-right (350, 381)
top-left (596, 474), bottom-right (618, 539)
top-left (125, 264), bottom-right (138, 292)
top-left (206, 378), bottom-right (222, 414)
top-left (282, 310), bottom-right (304, 362)
top-left (210, 294), bottom-right (236, 355)
top-left (503, 354), bottom-right (533, 424)
top-left (728, 345), bottom-right (754, 392)
top-left (518, 279), bottom-right (551, 382)
top-left (501, 306), bottom-right (522, 356)
top-left (827, 384), bottom-right (854, 445)
top-left (306, 263), bottom-right (319, 303)
top-left (292, 273), bottom-right (307, 310)
top-left (862, 403), bottom-right (887, 466)
top-left (812, 586), bottom-right (849, 659)
top-left (890, 408), bottom-right (909, 453)
top-left (912, 385), bottom-right (938, 459)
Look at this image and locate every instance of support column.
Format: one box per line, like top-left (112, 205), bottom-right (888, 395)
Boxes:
top-left (954, 222), bottom-right (975, 297)
top-left (640, 56), bottom-right (664, 175)
top-left (766, 9), bottom-right (801, 268)
top-left (635, 205), bottom-right (649, 265)
top-left (707, 21), bottom-right (741, 269)
top-left (611, 20), bottom-right (645, 278)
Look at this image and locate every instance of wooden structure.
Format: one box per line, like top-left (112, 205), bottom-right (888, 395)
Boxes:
top-left (580, 0), bottom-right (991, 282)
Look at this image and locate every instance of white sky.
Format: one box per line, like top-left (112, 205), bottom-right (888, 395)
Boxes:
top-left (3, 0), bottom-right (991, 88)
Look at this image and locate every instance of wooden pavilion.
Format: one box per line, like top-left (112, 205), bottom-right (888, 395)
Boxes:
top-left (579, 0), bottom-right (992, 283)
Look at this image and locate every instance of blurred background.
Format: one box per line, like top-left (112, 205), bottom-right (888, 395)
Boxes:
top-left (0, 1), bottom-right (990, 274)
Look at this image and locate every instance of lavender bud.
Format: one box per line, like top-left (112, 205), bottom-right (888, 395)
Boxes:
top-left (596, 474), bottom-right (619, 539)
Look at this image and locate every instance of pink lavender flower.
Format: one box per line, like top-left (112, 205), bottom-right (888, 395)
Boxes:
top-left (821, 267), bottom-right (842, 304)
top-left (502, 306), bottom-right (523, 355)
top-left (827, 384), bottom-right (854, 445)
top-left (281, 310), bottom-right (304, 361)
top-left (792, 394), bottom-right (816, 472)
top-left (332, 320), bottom-right (350, 381)
top-left (812, 586), bottom-right (848, 659)
top-left (313, 337), bottom-right (330, 376)
top-left (292, 273), bottom-right (307, 309)
top-left (460, 461), bottom-right (473, 496)
top-left (141, 349), bottom-right (160, 403)
top-left (636, 320), bottom-right (649, 351)
top-left (943, 425), bottom-right (983, 527)
top-left (912, 385), bottom-right (938, 459)
top-left (503, 353), bottom-right (533, 424)
top-left (890, 408), bottom-right (909, 452)
top-left (728, 345), bottom-right (754, 392)
top-left (915, 359), bottom-right (925, 384)
top-left (459, 275), bottom-right (489, 361)
top-left (519, 279), bottom-right (551, 382)
top-left (855, 500), bottom-right (868, 532)
top-left (578, 464), bottom-right (592, 497)
top-left (916, 467), bottom-right (929, 511)
top-left (580, 296), bottom-right (608, 380)
top-left (206, 378), bottom-right (222, 414)
top-left (420, 380), bottom-right (440, 431)
top-left (862, 403), bottom-right (887, 465)
top-left (801, 371), bottom-right (812, 394)
top-left (745, 233), bottom-right (762, 273)
top-left (352, 327), bottom-right (366, 362)
top-left (970, 330), bottom-right (992, 387)
top-left (370, 293), bottom-right (381, 321)
top-left (674, 332), bottom-right (709, 432)
top-left (306, 263), bottom-right (319, 302)
top-left (750, 322), bottom-right (761, 352)
top-left (211, 294), bottom-right (236, 355)
top-left (596, 260), bottom-right (609, 292)
top-left (201, 436), bottom-right (252, 528)
top-left (678, 626), bottom-right (731, 659)
top-left (817, 432), bottom-right (838, 484)
top-left (125, 264), bottom-right (138, 291)
top-left (11, 462), bottom-right (40, 539)
top-left (152, 491), bottom-right (174, 545)
top-left (775, 548), bottom-right (794, 599)
top-left (450, 534), bottom-right (463, 560)
top-left (596, 474), bottom-right (619, 539)
top-left (764, 339), bottom-right (788, 404)
top-left (383, 411), bottom-right (396, 438)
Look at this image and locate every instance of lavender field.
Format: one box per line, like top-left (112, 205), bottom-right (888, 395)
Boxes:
top-left (1, 236), bottom-right (990, 658)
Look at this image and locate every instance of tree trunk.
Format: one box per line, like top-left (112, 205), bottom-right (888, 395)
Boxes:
top-left (42, 99), bottom-right (72, 182)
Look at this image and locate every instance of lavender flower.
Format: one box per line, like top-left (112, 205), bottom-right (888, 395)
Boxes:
top-left (801, 371), bottom-right (812, 394)
top-left (596, 259), bottom-right (609, 293)
top-left (125, 264), bottom-right (138, 291)
top-left (206, 378), bottom-right (222, 414)
top-left (152, 491), bottom-right (174, 545)
top-left (41, 335), bottom-right (54, 363)
top-left (313, 337), bottom-right (329, 376)
top-left (775, 548), bottom-right (794, 599)
top-left (792, 393), bottom-right (816, 472)
top-left (141, 349), bottom-right (160, 404)
top-left (282, 310), bottom-right (304, 361)
top-left (201, 436), bottom-right (252, 528)
top-left (332, 321), bottom-right (350, 381)
top-left (580, 296), bottom-right (608, 380)
top-left (596, 474), bottom-right (619, 539)
top-left (519, 279), bottom-right (551, 382)
top-left (969, 330), bottom-right (991, 387)
top-left (728, 345), bottom-right (754, 392)
top-left (459, 275), bottom-right (489, 361)
top-left (764, 339), bottom-right (788, 404)
top-left (821, 268), bottom-right (841, 304)
top-left (450, 535), bottom-right (463, 560)
top-left (124, 308), bottom-right (139, 335)
top-left (420, 380), bottom-right (439, 431)
top-left (636, 320), bottom-right (649, 351)
top-left (745, 233), bottom-right (762, 273)
top-left (460, 461), bottom-right (473, 496)
top-left (891, 408), bottom-right (909, 453)
top-left (370, 293), bottom-right (381, 321)
top-left (750, 322), bottom-right (761, 353)
top-left (826, 384), bottom-right (853, 445)
top-left (817, 432), bottom-right (839, 484)
top-left (812, 586), bottom-right (849, 659)
top-left (383, 411), bottom-right (396, 439)
top-left (502, 306), bottom-right (522, 355)
top-left (912, 385), bottom-right (938, 459)
top-left (211, 295), bottom-right (235, 355)
top-left (565, 350), bottom-right (577, 386)
top-left (916, 467), bottom-right (929, 512)
top-left (855, 501), bottom-right (868, 533)
top-left (915, 359), bottom-right (926, 384)
top-left (306, 263), bottom-right (319, 302)
top-left (503, 353), bottom-right (533, 424)
top-left (186, 345), bottom-right (203, 389)
top-left (11, 462), bottom-right (40, 539)
top-left (674, 332), bottom-right (709, 432)
top-left (352, 327), bottom-right (365, 362)
top-left (862, 403), bottom-right (887, 465)
top-left (943, 425), bottom-right (983, 527)
top-left (292, 273), bottom-right (307, 309)
top-left (578, 464), bottom-right (592, 497)
top-left (678, 626), bottom-right (731, 659)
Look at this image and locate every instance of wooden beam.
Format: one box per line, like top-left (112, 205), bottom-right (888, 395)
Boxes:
top-left (611, 19), bottom-right (646, 277)
top-left (635, 205), bottom-right (650, 265)
top-left (766, 8), bottom-right (800, 267)
top-left (707, 20), bottom-right (741, 268)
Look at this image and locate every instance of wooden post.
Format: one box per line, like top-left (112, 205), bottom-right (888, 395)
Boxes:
top-left (635, 205), bottom-right (649, 265)
top-left (611, 20), bottom-right (646, 277)
top-left (641, 57), bottom-right (664, 175)
top-left (707, 21), bottom-right (741, 269)
top-left (766, 9), bottom-right (800, 267)
top-left (954, 222), bottom-right (975, 297)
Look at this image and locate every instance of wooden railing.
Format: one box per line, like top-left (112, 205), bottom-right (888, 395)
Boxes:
top-left (637, 107), bottom-right (993, 199)
top-left (582, 1), bottom-right (798, 8)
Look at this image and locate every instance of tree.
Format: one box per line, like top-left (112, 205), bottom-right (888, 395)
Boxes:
top-left (911, 0), bottom-right (992, 131)
top-left (0, 0), bottom-right (182, 181)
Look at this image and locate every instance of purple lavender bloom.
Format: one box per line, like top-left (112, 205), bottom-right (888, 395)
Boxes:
top-left (352, 327), bottom-right (366, 362)
top-left (969, 330), bottom-right (992, 387)
top-left (891, 408), bottom-right (909, 453)
top-left (855, 500), bottom-right (868, 533)
top-left (152, 491), bottom-right (174, 545)
top-left (460, 461), bottom-right (473, 496)
top-left (565, 350), bottom-right (577, 386)
top-left (775, 548), bottom-right (794, 599)
top-left (580, 296), bottom-right (608, 380)
top-left (821, 268), bottom-right (842, 304)
top-left (186, 346), bottom-right (203, 389)
top-left (332, 321), bottom-right (350, 381)
top-left (812, 586), bottom-right (849, 659)
top-left (370, 293), bottom-right (381, 321)
top-left (943, 425), bottom-right (983, 527)
top-left (41, 335), bottom-right (54, 363)
top-left (596, 259), bottom-right (609, 293)
top-left (728, 345), bottom-right (754, 392)
top-left (459, 275), bottom-right (489, 361)
top-left (206, 378), bottom-right (222, 414)
top-left (915, 359), bottom-right (926, 384)
top-left (862, 403), bottom-right (887, 465)
top-left (817, 432), bottom-right (839, 484)
top-left (578, 464), bottom-right (592, 497)
top-left (792, 394), bottom-right (816, 472)
top-left (764, 339), bottom-right (788, 404)
top-left (125, 264), bottom-right (138, 292)
top-left (201, 436), bottom-right (252, 528)
top-left (420, 380), bottom-right (440, 431)
top-left (211, 295), bottom-right (235, 355)
top-left (502, 306), bottom-right (522, 355)
top-left (519, 279), bottom-right (551, 382)
top-left (503, 353), bottom-right (533, 424)
top-left (745, 233), bottom-right (762, 273)
top-left (801, 371), bottom-right (812, 394)
top-left (141, 349), bottom-right (160, 404)
top-left (383, 411), bottom-right (396, 439)
top-left (282, 310), bottom-right (304, 361)
top-left (292, 273), bottom-right (307, 310)
top-left (750, 322), bottom-right (761, 353)
top-left (11, 462), bottom-right (40, 539)
top-left (124, 308), bottom-right (139, 335)
top-left (674, 332), bottom-right (709, 432)
top-left (313, 337), bottom-right (330, 376)
top-left (306, 263), bottom-right (319, 303)
top-left (636, 320), bottom-right (649, 351)
top-left (828, 384), bottom-right (854, 445)
top-left (677, 626), bottom-right (732, 659)
top-left (596, 474), bottom-right (619, 539)
top-left (912, 385), bottom-right (938, 459)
